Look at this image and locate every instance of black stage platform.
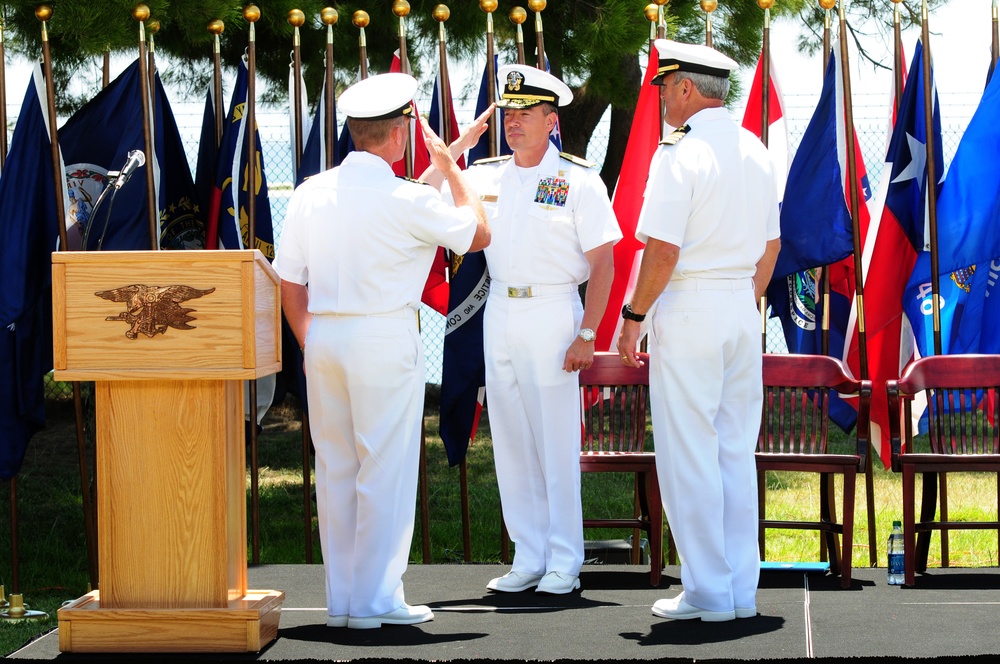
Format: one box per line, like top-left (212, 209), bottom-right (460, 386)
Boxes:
top-left (10, 563), bottom-right (1000, 662)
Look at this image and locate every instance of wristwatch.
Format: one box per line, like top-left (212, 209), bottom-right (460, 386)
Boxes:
top-left (578, 328), bottom-right (596, 342)
top-left (621, 303), bottom-right (646, 322)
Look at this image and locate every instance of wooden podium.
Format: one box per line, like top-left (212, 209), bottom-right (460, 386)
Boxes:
top-left (52, 250), bottom-right (284, 653)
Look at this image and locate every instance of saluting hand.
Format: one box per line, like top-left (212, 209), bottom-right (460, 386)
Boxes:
top-left (418, 115), bottom-right (459, 176)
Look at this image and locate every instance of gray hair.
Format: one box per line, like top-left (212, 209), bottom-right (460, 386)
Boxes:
top-left (674, 70), bottom-right (730, 101)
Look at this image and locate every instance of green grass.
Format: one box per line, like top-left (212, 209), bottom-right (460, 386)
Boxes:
top-left (1, 397), bottom-right (998, 655)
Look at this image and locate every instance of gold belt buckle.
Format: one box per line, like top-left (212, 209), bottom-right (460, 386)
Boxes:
top-left (507, 286), bottom-right (532, 298)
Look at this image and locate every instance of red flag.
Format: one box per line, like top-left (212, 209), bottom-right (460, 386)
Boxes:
top-left (845, 44), bottom-right (914, 468)
top-left (741, 50), bottom-right (789, 201)
top-left (596, 48), bottom-right (661, 351)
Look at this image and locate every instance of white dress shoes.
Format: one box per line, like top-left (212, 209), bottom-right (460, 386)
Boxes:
top-left (347, 604), bottom-right (433, 629)
top-left (651, 593), bottom-right (736, 622)
top-left (535, 571), bottom-right (581, 594)
top-left (326, 614), bottom-right (348, 628)
top-left (487, 571), bottom-right (544, 592)
top-left (735, 607), bottom-right (757, 619)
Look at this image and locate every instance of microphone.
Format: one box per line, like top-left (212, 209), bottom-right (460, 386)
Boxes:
top-left (114, 150), bottom-right (146, 189)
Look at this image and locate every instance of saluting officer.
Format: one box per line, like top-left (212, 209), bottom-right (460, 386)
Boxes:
top-left (618, 40), bottom-right (781, 622)
top-left (275, 73), bottom-right (489, 629)
top-left (457, 65), bottom-right (621, 595)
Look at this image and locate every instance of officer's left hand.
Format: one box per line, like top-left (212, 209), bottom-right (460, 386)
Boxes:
top-left (563, 338), bottom-right (594, 373)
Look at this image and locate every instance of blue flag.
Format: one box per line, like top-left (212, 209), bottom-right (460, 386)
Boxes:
top-left (60, 59), bottom-right (154, 251)
top-left (933, 60), bottom-right (1000, 275)
top-left (297, 74), bottom-right (340, 186)
top-left (0, 65), bottom-right (65, 479)
top-left (772, 53), bottom-right (854, 279)
top-left (206, 57), bottom-right (274, 259)
top-left (154, 76), bottom-right (205, 250)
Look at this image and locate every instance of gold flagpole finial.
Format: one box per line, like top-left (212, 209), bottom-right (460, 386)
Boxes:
top-left (132, 4), bottom-right (150, 22)
top-left (480, 0), bottom-right (498, 12)
top-left (34, 4), bottom-right (54, 22)
top-left (288, 8), bottom-right (305, 27)
top-left (208, 18), bottom-right (225, 35)
top-left (700, 0), bottom-right (718, 11)
top-left (243, 4), bottom-right (261, 23)
top-left (393, 0), bottom-right (411, 17)
top-left (510, 6), bottom-right (527, 25)
top-left (353, 10), bottom-right (370, 29)
top-left (819, 0), bottom-right (835, 8)
top-left (757, 0), bottom-right (774, 9)
top-left (321, 7), bottom-right (339, 26)
top-left (433, 4), bottom-right (451, 22)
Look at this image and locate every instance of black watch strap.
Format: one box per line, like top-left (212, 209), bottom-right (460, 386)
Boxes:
top-left (621, 303), bottom-right (646, 322)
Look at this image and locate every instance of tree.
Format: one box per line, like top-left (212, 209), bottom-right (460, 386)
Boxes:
top-left (1, 0), bottom-right (946, 192)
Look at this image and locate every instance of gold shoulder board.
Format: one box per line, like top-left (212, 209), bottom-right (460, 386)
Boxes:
top-left (396, 175), bottom-right (431, 186)
top-left (472, 155), bottom-right (513, 165)
top-left (559, 152), bottom-right (596, 169)
top-left (659, 124), bottom-right (691, 146)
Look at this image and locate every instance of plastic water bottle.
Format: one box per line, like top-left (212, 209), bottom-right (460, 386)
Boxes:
top-left (887, 520), bottom-right (905, 585)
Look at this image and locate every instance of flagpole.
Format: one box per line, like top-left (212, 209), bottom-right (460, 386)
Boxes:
top-left (819, 0), bottom-right (834, 358)
top-left (210, 20), bottom-right (225, 148)
top-left (244, 2), bottom-right (262, 566)
top-left (482, 0), bottom-right (499, 157)
top-left (655, 1), bottom-right (668, 139)
top-left (1, 16), bottom-right (8, 170)
top-left (511, 7), bottom-right (527, 65)
top-left (838, 3), bottom-right (868, 381)
top-left (290, 9), bottom-right (305, 175)
top-left (103, 44), bottom-right (110, 89)
top-left (702, 0), bottom-right (716, 48)
top-left (528, 0), bottom-right (546, 70)
top-left (993, 0), bottom-right (999, 71)
top-left (134, 5), bottom-right (158, 250)
top-left (323, 8), bottom-right (338, 170)
top-left (354, 11), bottom-right (370, 80)
top-left (38, 2), bottom-right (98, 598)
top-left (920, 1), bottom-right (942, 357)
top-left (893, 0), bottom-right (904, 117)
top-left (757, 0), bottom-right (773, 354)
top-left (286, 7), bottom-right (315, 567)
top-left (148, 19), bottom-right (159, 131)
top-left (394, 1), bottom-right (414, 178)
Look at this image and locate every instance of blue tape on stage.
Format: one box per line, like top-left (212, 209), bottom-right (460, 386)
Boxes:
top-left (760, 561), bottom-right (831, 572)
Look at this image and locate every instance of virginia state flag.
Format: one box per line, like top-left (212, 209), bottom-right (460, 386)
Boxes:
top-left (772, 51), bottom-right (855, 280)
top-left (0, 64), bottom-right (67, 479)
top-left (595, 47), bottom-right (660, 351)
top-left (60, 59), bottom-right (156, 251)
top-left (845, 41), bottom-right (916, 467)
top-left (205, 56), bottom-right (275, 259)
top-left (769, 44), bottom-right (871, 433)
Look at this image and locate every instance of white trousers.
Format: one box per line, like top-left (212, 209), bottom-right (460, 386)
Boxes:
top-left (647, 282), bottom-right (761, 612)
top-left (485, 289), bottom-right (585, 577)
top-left (305, 310), bottom-right (423, 619)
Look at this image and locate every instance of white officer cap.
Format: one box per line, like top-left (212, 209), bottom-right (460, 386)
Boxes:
top-left (650, 39), bottom-right (738, 85)
top-left (495, 64), bottom-right (573, 109)
top-left (338, 72), bottom-right (418, 120)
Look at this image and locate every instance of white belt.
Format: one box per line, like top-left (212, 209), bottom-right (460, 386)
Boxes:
top-left (665, 277), bottom-right (754, 292)
top-left (317, 306), bottom-right (417, 320)
top-left (490, 281), bottom-right (577, 299)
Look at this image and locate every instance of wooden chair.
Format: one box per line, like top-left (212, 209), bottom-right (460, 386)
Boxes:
top-left (757, 353), bottom-right (872, 588)
top-left (579, 352), bottom-right (664, 586)
top-left (887, 354), bottom-right (1000, 586)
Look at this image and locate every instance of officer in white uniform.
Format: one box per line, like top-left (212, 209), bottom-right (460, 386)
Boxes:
top-left (274, 73), bottom-right (489, 630)
top-left (618, 40), bottom-right (781, 622)
top-left (458, 65), bottom-right (621, 595)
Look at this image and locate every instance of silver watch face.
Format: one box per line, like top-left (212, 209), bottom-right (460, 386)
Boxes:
top-left (579, 328), bottom-right (596, 342)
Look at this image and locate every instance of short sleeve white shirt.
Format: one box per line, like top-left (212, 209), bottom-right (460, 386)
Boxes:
top-left (636, 107), bottom-right (781, 280)
top-left (274, 151), bottom-right (478, 314)
top-left (451, 143), bottom-right (621, 285)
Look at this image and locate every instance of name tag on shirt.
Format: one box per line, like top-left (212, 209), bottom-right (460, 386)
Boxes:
top-left (481, 194), bottom-right (499, 203)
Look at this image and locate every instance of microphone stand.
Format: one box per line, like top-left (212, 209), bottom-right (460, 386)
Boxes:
top-left (79, 169), bottom-right (121, 251)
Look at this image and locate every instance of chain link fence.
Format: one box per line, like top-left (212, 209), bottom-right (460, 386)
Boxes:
top-left (42, 97), bottom-right (968, 399)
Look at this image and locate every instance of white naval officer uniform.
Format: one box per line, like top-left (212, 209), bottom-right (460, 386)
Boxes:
top-left (461, 142), bottom-right (621, 579)
top-left (274, 150), bottom-right (479, 620)
top-left (636, 107), bottom-right (781, 613)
